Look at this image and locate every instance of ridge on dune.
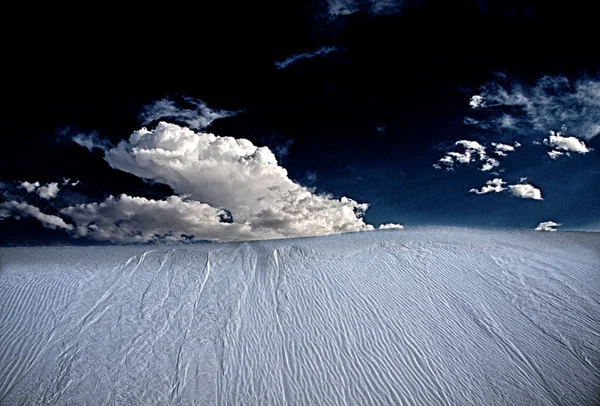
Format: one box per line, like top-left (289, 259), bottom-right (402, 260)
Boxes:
top-left (0, 227), bottom-right (598, 405)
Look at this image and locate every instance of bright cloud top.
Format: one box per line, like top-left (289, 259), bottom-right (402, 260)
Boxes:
top-left (470, 178), bottom-right (543, 200)
top-left (434, 139), bottom-right (519, 172)
top-left (465, 74), bottom-right (600, 139)
top-left (535, 221), bottom-right (561, 231)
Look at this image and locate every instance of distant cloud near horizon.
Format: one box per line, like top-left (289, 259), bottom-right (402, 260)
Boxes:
top-left (2, 120), bottom-right (402, 243)
top-left (535, 221), bottom-right (561, 231)
top-left (275, 46), bottom-right (339, 70)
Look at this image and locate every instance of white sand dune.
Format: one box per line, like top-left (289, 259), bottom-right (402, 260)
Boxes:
top-left (0, 227), bottom-right (598, 405)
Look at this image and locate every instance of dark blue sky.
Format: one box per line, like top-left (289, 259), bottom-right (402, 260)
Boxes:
top-left (1, 1), bottom-right (598, 244)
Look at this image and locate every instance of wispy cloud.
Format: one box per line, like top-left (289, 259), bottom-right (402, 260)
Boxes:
top-left (0, 201), bottom-right (73, 230)
top-left (70, 131), bottom-right (112, 152)
top-left (465, 74), bottom-right (600, 139)
top-left (275, 46), bottom-right (339, 70)
top-left (139, 96), bottom-right (240, 131)
top-left (326, 0), bottom-right (407, 18)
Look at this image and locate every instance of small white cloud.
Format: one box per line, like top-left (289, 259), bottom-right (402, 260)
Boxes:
top-left (139, 96), bottom-right (239, 131)
top-left (469, 95), bottom-right (485, 109)
top-left (20, 181), bottom-right (40, 193)
top-left (480, 158), bottom-right (500, 172)
top-left (378, 223), bottom-right (404, 230)
top-left (0, 201), bottom-right (73, 230)
top-left (436, 140), bottom-right (508, 172)
top-left (547, 150), bottom-right (565, 159)
top-left (38, 182), bottom-right (60, 200)
top-left (469, 178), bottom-right (506, 194)
top-left (491, 142), bottom-right (516, 152)
top-left (535, 221), bottom-right (561, 231)
top-left (508, 183), bottom-right (543, 200)
top-left (543, 131), bottom-right (590, 154)
top-left (275, 46), bottom-right (339, 70)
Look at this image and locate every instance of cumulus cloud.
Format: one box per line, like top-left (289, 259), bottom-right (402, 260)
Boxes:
top-left (466, 74), bottom-right (600, 139)
top-left (20, 181), bottom-right (40, 193)
top-left (491, 142), bottom-right (520, 157)
top-left (38, 182), bottom-right (60, 199)
top-left (434, 140), bottom-right (506, 172)
top-left (97, 122), bottom-right (387, 241)
top-left (469, 95), bottom-right (485, 109)
top-left (469, 178), bottom-right (506, 194)
top-left (0, 201), bottom-right (73, 231)
top-left (470, 179), bottom-right (542, 200)
top-left (275, 46), bottom-right (339, 70)
top-left (60, 194), bottom-right (254, 243)
top-left (543, 131), bottom-right (591, 159)
top-left (535, 221), bottom-right (561, 231)
top-left (139, 96), bottom-right (239, 131)
top-left (19, 181), bottom-right (60, 199)
top-left (378, 223), bottom-right (404, 230)
top-left (508, 183), bottom-right (543, 200)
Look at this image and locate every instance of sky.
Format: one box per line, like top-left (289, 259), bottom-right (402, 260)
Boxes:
top-left (1, 1), bottom-right (599, 244)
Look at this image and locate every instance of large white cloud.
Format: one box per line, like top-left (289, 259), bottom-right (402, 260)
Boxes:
top-left (0, 201), bottom-right (73, 230)
top-left (508, 184), bottom-right (543, 200)
top-left (98, 122), bottom-right (396, 241)
top-left (465, 74), bottom-right (600, 139)
top-left (535, 221), bottom-right (561, 231)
